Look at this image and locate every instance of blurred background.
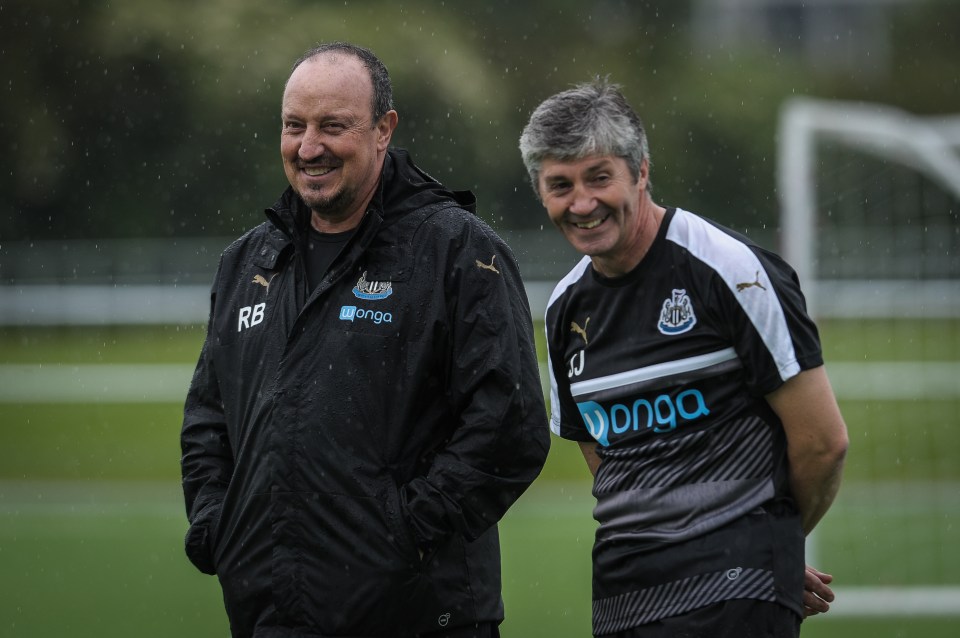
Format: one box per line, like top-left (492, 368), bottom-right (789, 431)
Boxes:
top-left (1, 0), bottom-right (958, 636)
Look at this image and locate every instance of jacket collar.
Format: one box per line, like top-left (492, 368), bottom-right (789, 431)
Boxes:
top-left (261, 148), bottom-right (477, 263)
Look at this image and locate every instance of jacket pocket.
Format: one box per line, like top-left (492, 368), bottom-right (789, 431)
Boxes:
top-left (274, 490), bottom-right (423, 634)
top-left (385, 480), bottom-right (424, 563)
top-left (183, 502), bottom-right (221, 575)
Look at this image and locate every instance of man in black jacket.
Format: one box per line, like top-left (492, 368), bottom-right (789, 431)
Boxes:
top-left (181, 42), bottom-right (549, 638)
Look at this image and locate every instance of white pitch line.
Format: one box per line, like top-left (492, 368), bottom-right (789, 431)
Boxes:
top-left (0, 363), bottom-right (195, 403)
top-left (0, 479), bottom-right (184, 519)
top-left (0, 361), bottom-right (958, 403)
top-left (825, 587), bottom-right (960, 617)
top-left (827, 361), bottom-right (960, 400)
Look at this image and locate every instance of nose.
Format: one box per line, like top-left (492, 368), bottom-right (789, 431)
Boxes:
top-left (568, 185), bottom-right (596, 216)
top-left (298, 126), bottom-right (325, 161)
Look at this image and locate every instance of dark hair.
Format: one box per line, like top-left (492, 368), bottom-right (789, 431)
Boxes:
top-left (519, 77), bottom-right (651, 197)
top-left (290, 42), bottom-right (394, 122)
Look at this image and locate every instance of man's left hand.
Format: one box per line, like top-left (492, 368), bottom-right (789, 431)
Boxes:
top-left (803, 565), bottom-right (835, 618)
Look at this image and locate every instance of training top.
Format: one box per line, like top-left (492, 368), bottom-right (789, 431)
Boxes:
top-left (545, 207), bottom-right (823, 635)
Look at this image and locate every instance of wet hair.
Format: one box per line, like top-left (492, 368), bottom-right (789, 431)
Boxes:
top-left (519, 77), bottom-right (651, 197)
top-left (289, 42), bottom-right (394, 122)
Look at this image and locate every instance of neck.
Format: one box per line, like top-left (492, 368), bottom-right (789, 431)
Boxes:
top-left (310, 207), bottom-right (366, 234)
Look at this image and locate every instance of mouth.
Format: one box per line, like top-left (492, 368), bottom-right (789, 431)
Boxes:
top-left (573, 216), bottom-right (606, 230)
top-left (302, 166), bottom-right (336, 177)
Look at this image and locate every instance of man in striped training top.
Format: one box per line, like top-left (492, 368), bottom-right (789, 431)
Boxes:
top-left (519, 79), bottom-right (849, 638)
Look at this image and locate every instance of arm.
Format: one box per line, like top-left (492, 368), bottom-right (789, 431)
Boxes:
top-left (766, 365), bottom-right (848, 535)
top-left (180, 291), bottom-right (234, 575)
top-left (400, 233), bottom-right (550, 550)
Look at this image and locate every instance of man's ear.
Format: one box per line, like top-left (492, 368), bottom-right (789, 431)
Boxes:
top-left (637, 157), bottom-right (650, 191)
top-left (376, 110), bottom-right (399, 151)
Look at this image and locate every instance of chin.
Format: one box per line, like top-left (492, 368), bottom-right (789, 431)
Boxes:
top-left (566, 234), bottom-right (606, 254)
top-left (308, 191), bottom-right (354, 218)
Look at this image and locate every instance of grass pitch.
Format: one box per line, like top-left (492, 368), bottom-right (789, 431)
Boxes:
top-left (1, 323), bottom-right (958, 637)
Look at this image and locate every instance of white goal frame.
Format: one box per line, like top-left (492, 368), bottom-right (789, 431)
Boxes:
top-left (777, 97), bottom-right (960, 618)
top-left (777, 96), bottom-right (960, 318)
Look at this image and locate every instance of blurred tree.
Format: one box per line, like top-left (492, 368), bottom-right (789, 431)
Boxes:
top-left (1, 0), bottom-right (957, 242)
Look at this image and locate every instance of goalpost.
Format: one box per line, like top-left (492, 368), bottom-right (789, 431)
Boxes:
top-left (777, 97), bottom-right (960, 617)
top-left (779, 96), bottom-right (960, 317)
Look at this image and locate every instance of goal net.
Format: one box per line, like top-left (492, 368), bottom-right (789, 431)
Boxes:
top-left (777, 97), bottom-right (960, 616)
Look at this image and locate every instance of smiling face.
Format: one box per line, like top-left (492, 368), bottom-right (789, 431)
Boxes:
top-left (280, 54), bottom-right (397, 231)
top-left (538, 154), bottom-right (659, 277)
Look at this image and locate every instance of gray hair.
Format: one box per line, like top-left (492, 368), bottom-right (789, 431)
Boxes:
top-left (519, 78), bottom-right (651, 197)
top-left (289, 42), bottom-right (394, 123)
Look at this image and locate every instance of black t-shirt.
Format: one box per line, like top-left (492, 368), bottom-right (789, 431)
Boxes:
top-left (304, 226), bottom-right (356, 290)
top-left (545, 207), bottom-right (822, 633)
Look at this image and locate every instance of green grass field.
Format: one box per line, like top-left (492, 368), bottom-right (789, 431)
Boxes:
top-left (1, 323), bottom-right (958, 637)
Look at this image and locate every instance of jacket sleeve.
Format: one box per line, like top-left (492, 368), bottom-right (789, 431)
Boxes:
top-left (180, 268), bottom-right (234, 575)
top-left (400, 222), bottom-right (550, 549)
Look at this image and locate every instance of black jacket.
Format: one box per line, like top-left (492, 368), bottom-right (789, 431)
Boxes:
top-left (181, 149), bottom-right (549, 637)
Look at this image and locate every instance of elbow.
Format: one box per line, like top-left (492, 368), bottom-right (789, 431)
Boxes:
top-left (829, 425), bottom-right (850, 469)
top-left (814, 429), bottom-right (849, 478)
top-left (837, 432), bottom-right (850, 460)
top-left (790, 425), bottom-right (849, 478)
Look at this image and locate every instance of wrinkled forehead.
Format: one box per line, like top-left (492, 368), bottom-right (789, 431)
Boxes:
top-left (282, 54), bottom-right (373, 114)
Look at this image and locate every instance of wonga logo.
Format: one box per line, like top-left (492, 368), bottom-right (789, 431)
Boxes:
top-left (578, 401), bottom-right (611, 446)
top-left (576, 389), bottom-right (710, 446)
top-left (340, 305), bottom-right (393, 325)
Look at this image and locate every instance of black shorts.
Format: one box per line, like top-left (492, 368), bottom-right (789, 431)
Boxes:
top-left (597, 599), bottom-right (800, 638)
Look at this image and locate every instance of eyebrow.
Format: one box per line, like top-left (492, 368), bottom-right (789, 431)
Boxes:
top-left (542, 159), bottom-right (616, 182)
top-left (581, 160), bottom-right (616, 174)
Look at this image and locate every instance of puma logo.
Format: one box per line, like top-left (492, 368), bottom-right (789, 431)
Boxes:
top-left (252, 272), bottom-right (278, 291)
top-left (571, 317), bottom-right (590, 345)
top-left (475, 254), bottom-right (500, 274)
top-left (736, 271), bottom-right (767, 292)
